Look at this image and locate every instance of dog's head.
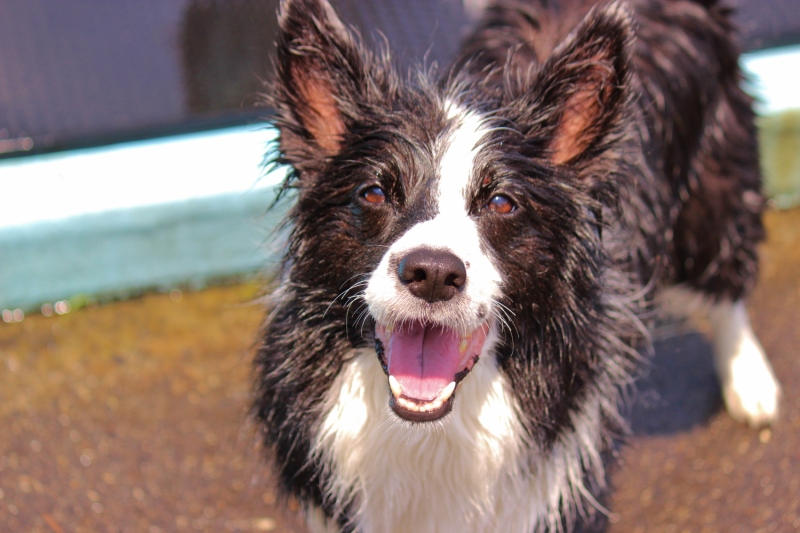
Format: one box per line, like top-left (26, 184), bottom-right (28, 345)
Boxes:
top-left (270, 0), bottom-right (634, 425)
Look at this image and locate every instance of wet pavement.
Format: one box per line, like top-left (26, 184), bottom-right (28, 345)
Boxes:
top-left (1, 208), bottom-right (799, 533)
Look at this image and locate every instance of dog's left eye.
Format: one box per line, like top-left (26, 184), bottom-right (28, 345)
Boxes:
top-left (360, 185), bottom-right (387, 204)
top-left (486, 194), bottom-right (515, 214)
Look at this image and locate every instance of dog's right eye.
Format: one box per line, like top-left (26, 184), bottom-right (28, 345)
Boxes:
top-left (360, 185), bottom-right (387, 205)
top-left (486, 194), bottom-right (515, 214)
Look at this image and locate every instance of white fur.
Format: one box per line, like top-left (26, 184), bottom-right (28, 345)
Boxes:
top-left (660, 286), bottom-right (781, 426)
top-left (708, 299), bottom-right (781, 426)
top-left (438, 101), bottom-right (486, 218)
top-left (309, 344), bottom-right (610, 533)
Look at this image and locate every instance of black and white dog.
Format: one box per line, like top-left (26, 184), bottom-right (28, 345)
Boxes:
top-left (253, 0), bottom-right (781, 531)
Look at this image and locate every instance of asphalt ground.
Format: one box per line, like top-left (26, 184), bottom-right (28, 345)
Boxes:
top-left (1, 207), bottom-right (798, 533)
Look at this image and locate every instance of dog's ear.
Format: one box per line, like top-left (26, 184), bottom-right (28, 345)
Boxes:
top-left (273, 0), bottom-right (379, 159)
top-left (531, 2), bottom-right (632, 166)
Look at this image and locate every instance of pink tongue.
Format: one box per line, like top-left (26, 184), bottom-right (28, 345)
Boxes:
top-left (383, 322), bottom-right (465, 401)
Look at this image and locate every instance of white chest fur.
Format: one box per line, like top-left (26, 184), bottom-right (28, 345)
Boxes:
top-left (308, 343), bottom-right (607, 533)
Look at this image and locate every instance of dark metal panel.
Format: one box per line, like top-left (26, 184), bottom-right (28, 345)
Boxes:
top-left (0, 0), bottom-right (797, 157)
top-left (734, 0), bottom-right (800, 51)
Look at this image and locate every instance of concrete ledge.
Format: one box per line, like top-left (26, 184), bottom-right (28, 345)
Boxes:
top-left (0, 190), bottom-right (285, 311)
top-left (0, 125), bottom-right (286, 313)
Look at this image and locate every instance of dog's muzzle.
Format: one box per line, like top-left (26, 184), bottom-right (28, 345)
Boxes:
top-left (373, 247), bottom-right (487, 422)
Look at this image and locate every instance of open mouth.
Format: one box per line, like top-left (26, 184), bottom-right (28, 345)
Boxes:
top-left (374, 321), bottom-right (488, 422)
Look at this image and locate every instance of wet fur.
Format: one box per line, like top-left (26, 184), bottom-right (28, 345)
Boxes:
top-left (253, 0), bottom-right (768, 531)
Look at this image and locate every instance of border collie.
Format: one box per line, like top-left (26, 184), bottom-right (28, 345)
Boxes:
top-left (253, 0), bottom-right (782, 531)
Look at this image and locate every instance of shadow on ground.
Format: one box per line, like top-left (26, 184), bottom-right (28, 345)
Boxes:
top-left (628, 331), bottom-right (722, 436)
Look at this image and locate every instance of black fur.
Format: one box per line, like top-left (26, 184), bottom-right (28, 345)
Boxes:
top-left (253, 0), bottom-right (764, 530)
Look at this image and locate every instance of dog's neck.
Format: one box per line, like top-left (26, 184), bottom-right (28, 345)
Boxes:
top-left (309, 336), bottom-right (608, 533)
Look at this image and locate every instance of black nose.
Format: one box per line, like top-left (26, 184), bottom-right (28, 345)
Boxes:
top-left (397, 248), bottom-right (467, 303)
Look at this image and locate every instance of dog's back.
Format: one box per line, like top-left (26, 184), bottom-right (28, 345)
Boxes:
top-left (458, 0), bottom-right (763, 300)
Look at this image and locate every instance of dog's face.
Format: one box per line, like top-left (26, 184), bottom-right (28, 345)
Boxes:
top-left (272, 0), bottom-right (631, 426)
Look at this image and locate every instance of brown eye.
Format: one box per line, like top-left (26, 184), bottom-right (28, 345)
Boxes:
top-left (487, 194), bottom-right (514, 214)
top-left (361, 185), bottom-right (387, 204)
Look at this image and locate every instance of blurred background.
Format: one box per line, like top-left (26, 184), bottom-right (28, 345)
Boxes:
top-left (1, 0), bottom-right (799, 313)
top-left (1, 1), bottom-right (799, 532)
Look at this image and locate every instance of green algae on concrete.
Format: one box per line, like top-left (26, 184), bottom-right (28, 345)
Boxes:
top-left (759, 109), bottom-right (800, 209)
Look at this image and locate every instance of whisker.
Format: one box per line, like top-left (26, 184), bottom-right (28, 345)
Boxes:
top-left (491, 298), bottom-right (518, 337)
top-left (324, 273), bottom-right (372, 331)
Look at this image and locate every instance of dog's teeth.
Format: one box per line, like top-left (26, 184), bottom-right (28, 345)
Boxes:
top-left (439, 381), bottom-right (456, 402)
top-left (388, 375), bottom-right (403, 397)
top-left (394, 381), bottom-right (456, 414)
top-left (459, 332), bottom-right (473, 355)
top-left (398, 397), bottom-right (419, 412)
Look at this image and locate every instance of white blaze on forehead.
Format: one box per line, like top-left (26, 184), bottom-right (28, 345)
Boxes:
top-left (363, 100), bottom-right (501, 332)
top-left (437, 102), bottom-right (489, 216)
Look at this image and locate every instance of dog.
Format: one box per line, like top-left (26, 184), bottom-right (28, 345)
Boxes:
top-left (252, 0), bottom-right (782, 531)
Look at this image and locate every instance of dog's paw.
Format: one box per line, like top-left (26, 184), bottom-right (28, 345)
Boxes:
top-left (720, 335), bottom-right (781, 427)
